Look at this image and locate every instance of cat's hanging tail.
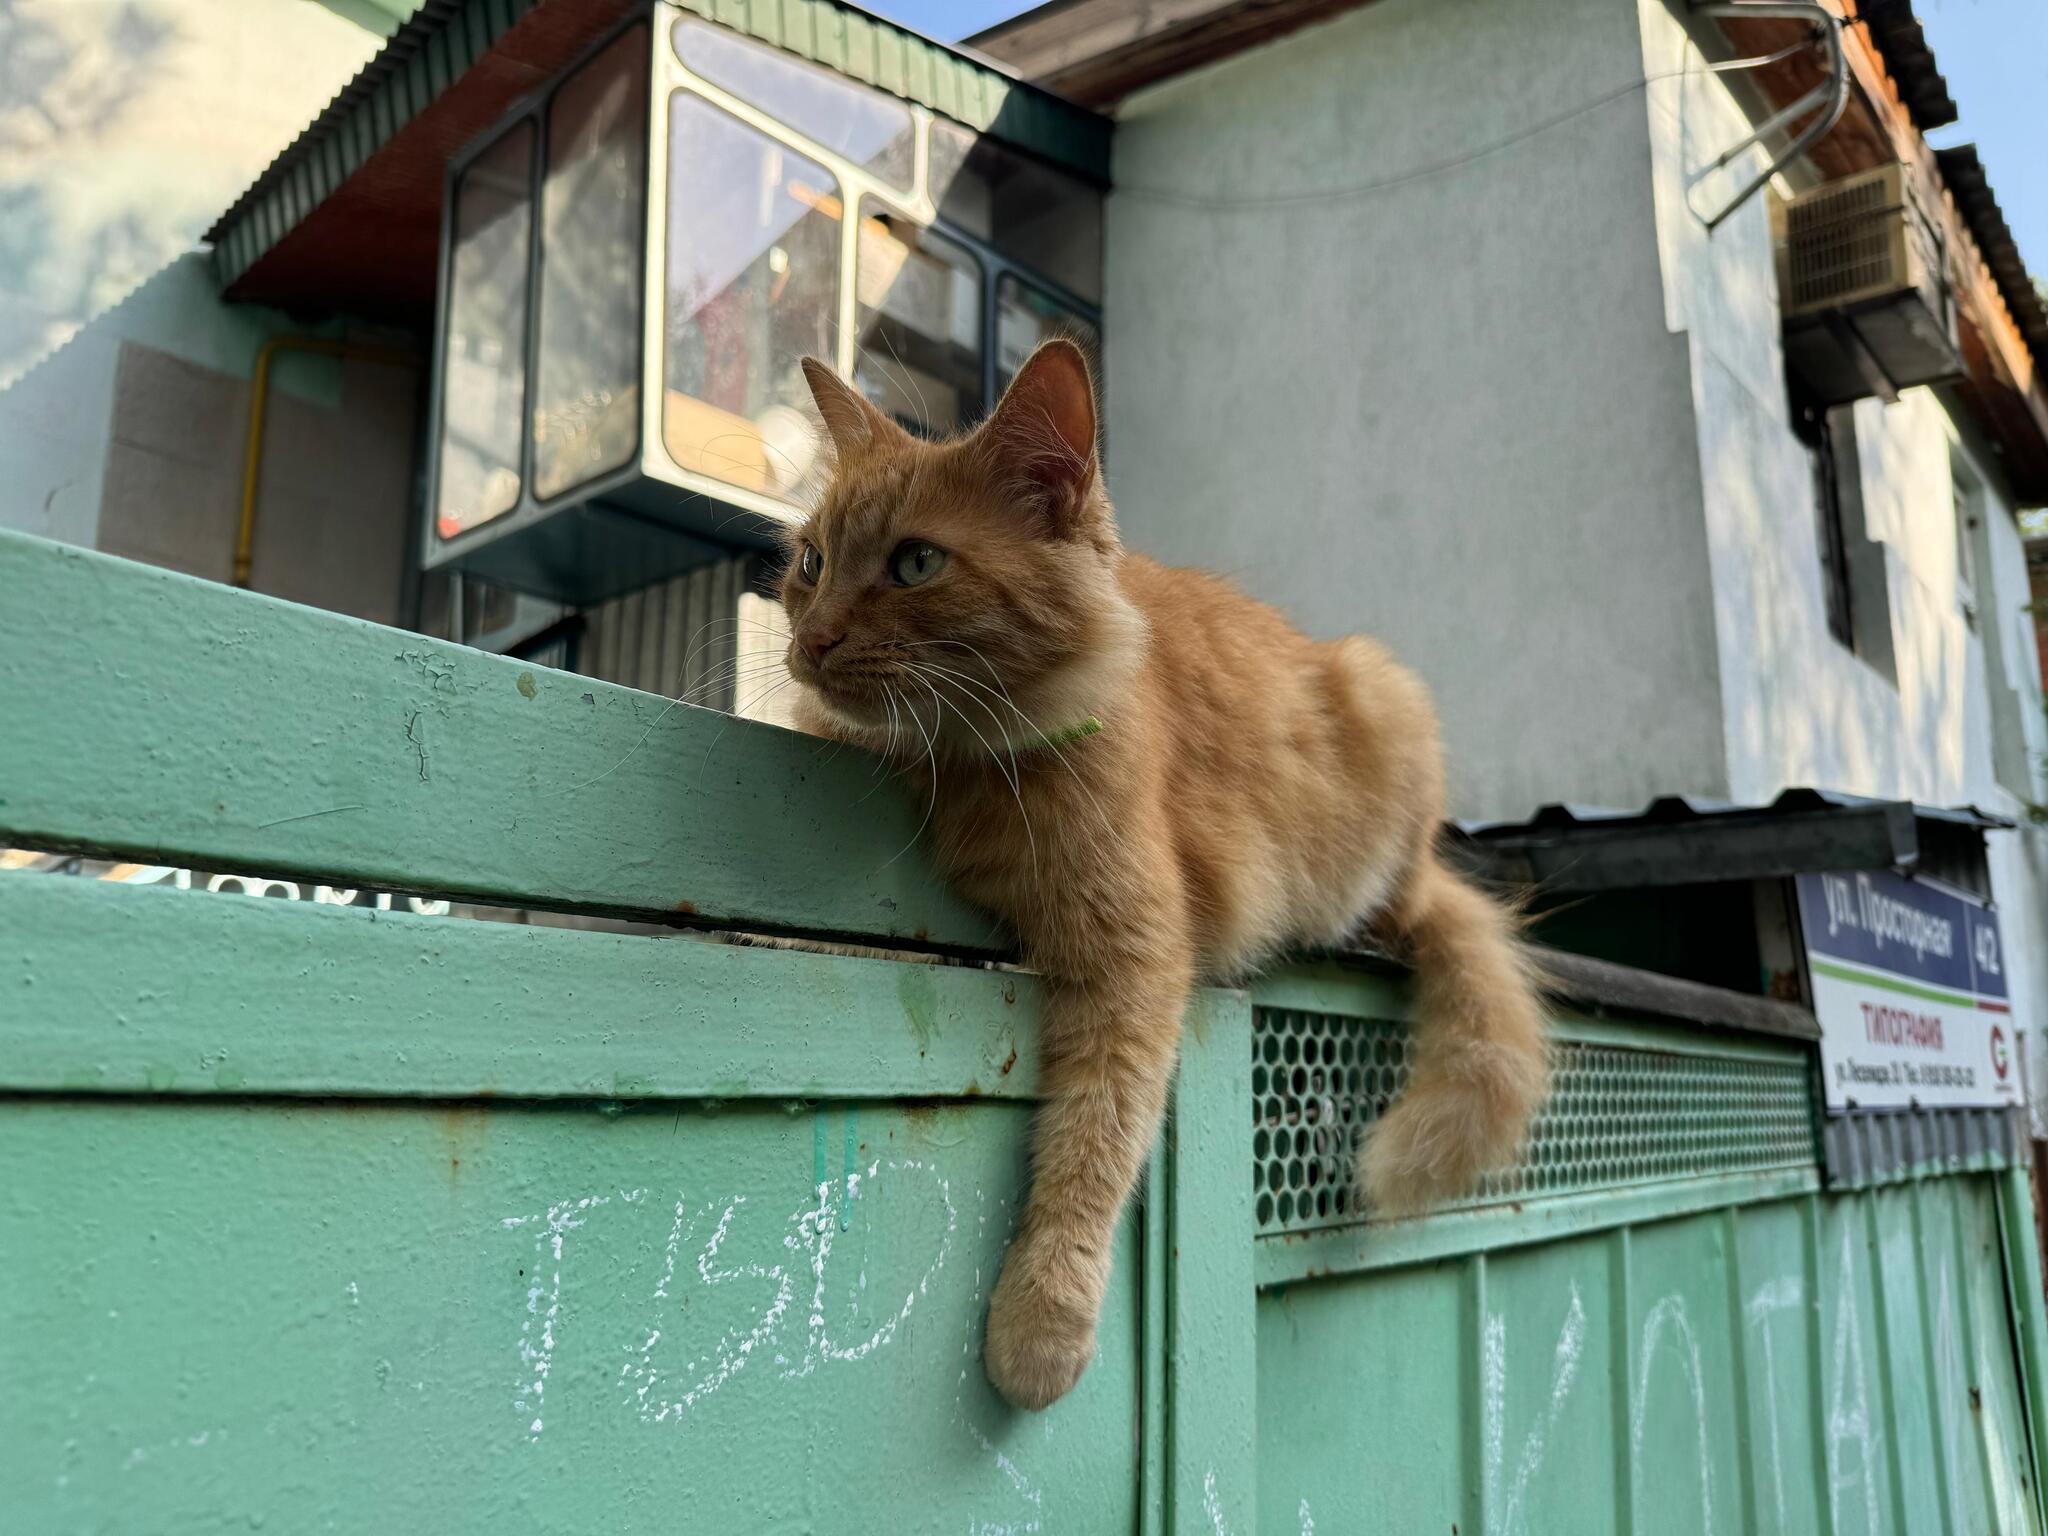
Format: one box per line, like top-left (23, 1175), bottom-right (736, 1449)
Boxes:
top-left (1358, 855), bottom-right (1551, 1215)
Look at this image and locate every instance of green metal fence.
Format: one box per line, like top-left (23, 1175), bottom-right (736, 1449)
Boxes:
top-left (4, 528), bottom-right (2045, 1533)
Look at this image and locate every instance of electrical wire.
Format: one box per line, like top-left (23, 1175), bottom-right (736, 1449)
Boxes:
top-left (1113, 59), bottom-right (1812, 213)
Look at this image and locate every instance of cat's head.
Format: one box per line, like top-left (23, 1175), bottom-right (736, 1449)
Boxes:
top-left (780, 340), bottom-right (1139, 751)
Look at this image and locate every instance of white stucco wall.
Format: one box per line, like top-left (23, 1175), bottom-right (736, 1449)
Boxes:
top-left (1637, 0), bottom-right (2048, 1112)
top-left (1103, 0), bottom-right (2048, 1108)
top-left (1103, 0), bottom-right (1727, 821)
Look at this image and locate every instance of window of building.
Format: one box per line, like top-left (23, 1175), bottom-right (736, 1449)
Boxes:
top-left (995, 274), bottom-right (1098, 393)
top-left (1952, 458), bottom-right (1981, 629)
top-left (435, 121), bottom-right (534, 541)
top-left (930, 121), bottom-right (1103, 307)
top-left (854, 205), bottom-right (983, 436)
top-left (673, 17), bottom-right (916, 196)
top-left (1793, 395), bottom-right (1855, 649)
top-left (532, 24), bottom-right (650, 502)
top-left (662, 96), bottom-right (841, 498)
top-left (1952, 447), bottom-right (2041, 799)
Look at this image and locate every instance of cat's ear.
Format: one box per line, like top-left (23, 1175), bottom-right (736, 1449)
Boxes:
top-left (978, 339), bottom-right (1100, 530)
top-left (801, 357), bottom-right (904, 459)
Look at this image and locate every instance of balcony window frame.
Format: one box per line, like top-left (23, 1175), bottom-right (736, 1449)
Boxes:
top-left (426, 13), bottom-right (656, 566)
top-left (423, 6), bottom-right (1106, 584)
top-left (662, 14), bottom-right (1101, 447)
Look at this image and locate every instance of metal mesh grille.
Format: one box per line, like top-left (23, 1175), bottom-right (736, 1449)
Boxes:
top-left (1781, 164), bottom-right (1912, 311)
top-left (1252, 1008), bottom-right (1817, 1236)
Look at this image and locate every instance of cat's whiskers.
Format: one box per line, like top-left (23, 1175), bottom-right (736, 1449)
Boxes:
top-left (852, 688), bottom-right (911, 806)
top-left (902, 660), bottom-right (1038, 881)
top-left (671, 657), bottom-right (802, 711)
top-left (879, 682), bottom-right (943, 871)
top-left (697, 672), bottom-right (804, 776)
top-left (900, 660), bottom-right (1021, 784)
top-left (902, 652), bottom-right (1116, 839)
top-left (672, 614), bottom-right (797, 696)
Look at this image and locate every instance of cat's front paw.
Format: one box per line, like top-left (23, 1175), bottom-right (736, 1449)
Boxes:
top-left (984, 1249), bottom-right (1096, 1411)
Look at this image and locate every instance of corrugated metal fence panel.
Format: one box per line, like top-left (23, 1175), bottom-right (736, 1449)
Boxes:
top-left (1259, 1175), bottom-right (2041, 1535)
top-left (582, 557), bottom-right (748, 709)
top-left (1246, 964), bottom-right (2047, 1535)
top-left (8, 534), bottom-right (2047, 1533)
top-left (1824, 1105), bottom-right (2027, 1189)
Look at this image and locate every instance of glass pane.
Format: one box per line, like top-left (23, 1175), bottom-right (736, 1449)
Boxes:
top-left (674, 17), bottom-right (914, 194)
top-left (930, 120), bottom-right (1103, 304)
top-left (435, 122), bottom-right (533, 540)
top-left (855, 204), bottom-right (982, 437)
top-left (532, 24), bottom-right (649, 503)
top-left (663, 94), bottom-right (840, 499)
top-left (996, 273), bottom-right (1099, 392)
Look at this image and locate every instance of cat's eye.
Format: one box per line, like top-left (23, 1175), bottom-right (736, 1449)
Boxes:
top-left (797, 543), bottom-right (823, 584)
top-left (890, 541), bottom-right (947, 587)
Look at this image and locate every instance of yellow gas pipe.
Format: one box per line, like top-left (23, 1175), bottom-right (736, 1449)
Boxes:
top-left (233, 336), bottom-right (418, 588)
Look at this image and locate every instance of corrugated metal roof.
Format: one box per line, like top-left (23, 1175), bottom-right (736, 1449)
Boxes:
top-left (1935, 144), bottom-right (2048, 364)
top-left (1458, 788), bottom-right (2014, 838)
top-left (1854, 0), bottom-right (1958, 133)
top-left (207, 0), bottom-right (1110, 296)
top-left (1453, 788), bottom-right (2012, 894)
top-left (1822, 1103), bottom-right (2023, 1189)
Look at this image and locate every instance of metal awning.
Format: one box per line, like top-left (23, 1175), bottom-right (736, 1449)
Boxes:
top-left (1935, 145), bottom-right (2048, 364)
top-left (1453, 788), bottom-right (2013, 893)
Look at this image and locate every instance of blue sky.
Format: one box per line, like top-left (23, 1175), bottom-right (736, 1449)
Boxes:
top-left (1918, 0), bottom-right (2046, 284)
top-left (876, 0), bottom-right (2043, 283)
top-left (869, 1), bottom-right (1032, 45)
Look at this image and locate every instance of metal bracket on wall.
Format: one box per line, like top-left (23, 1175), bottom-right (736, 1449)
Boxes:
top-left (1685, 0), bottom-right (1851, 232)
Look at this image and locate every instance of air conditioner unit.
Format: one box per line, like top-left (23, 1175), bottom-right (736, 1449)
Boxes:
top-left (1773, 163), bottom-right (1963, 406)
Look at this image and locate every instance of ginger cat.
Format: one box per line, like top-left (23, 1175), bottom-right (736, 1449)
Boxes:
top-left (781, 342), bottom-right (1548, 1410)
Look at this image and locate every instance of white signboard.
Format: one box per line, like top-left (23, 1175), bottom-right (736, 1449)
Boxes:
top-left (1797, 870), bottom-right (2020, 1111)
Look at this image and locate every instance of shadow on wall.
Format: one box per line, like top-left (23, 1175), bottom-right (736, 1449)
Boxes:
top-left (0, 0), bottom-right (409, 610)
top-left (1644, 8), bottom-right (1976, 811)
top-left (0, 255), bottom-right (303, 546)
top-left (0, 251), bottom-right (423, 625)
top-left (1696, 355), bottom-right (1979, 808)
top-left (0, 0), bottom-right (182, 386)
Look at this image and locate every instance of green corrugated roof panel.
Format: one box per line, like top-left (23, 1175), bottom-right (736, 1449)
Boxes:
top-left (206, 0), bottom-right (1110, 295)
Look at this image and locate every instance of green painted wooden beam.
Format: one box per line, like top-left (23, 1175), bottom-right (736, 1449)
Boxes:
top-left (1, 873), bottom-right (1033, 1102)
top-left (0, 532), bottom-right (997, 951)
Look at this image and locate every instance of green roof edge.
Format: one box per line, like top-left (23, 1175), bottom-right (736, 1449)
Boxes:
top-left (207, 0), bottom-right (1111, 295)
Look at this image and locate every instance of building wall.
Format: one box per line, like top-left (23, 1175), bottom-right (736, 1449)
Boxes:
top-left (0, 0), bottom-right (420, 623)
top-left (1102, 0), bottom-right (1727, 821)
top-left (1636, 0), bottom-right (2048, 1113)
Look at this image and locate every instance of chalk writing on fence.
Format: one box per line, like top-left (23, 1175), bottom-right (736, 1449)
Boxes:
top-left (621, 1195), bottom-right (793, 1423)
top-left (1826, 1224), bottom-right (1881, 1535)
top-left (501, 1189), bottom-right (648, 1437)
top-left (1746, 1274), bottom-right (1804, 1533)
top-left (1632, 1294), bottom-right (1717, 1536)
top-left (1484, 1282), bottom-right (1587, 1536)
top-left (503, 1162), bottom-right (958, 1439)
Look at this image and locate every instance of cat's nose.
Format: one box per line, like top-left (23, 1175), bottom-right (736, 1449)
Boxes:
top-left (797, 627), bottom-right (844, 666)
